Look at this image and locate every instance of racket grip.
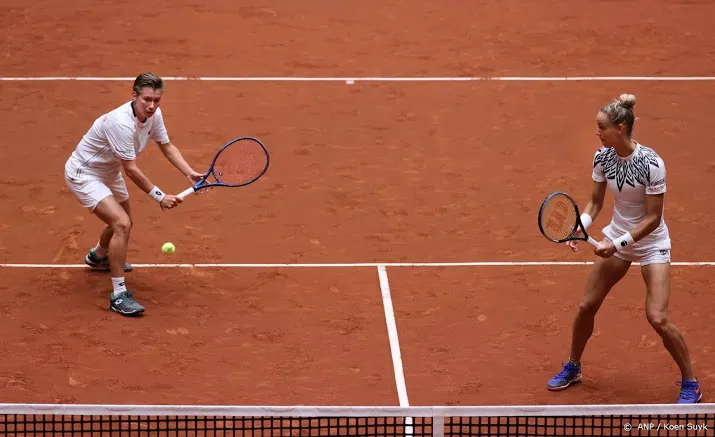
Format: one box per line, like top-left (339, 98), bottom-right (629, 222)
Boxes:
top-left (587, 236), bottom-right (600, 248)
top-left (177, 187), bottom-right (196, 200)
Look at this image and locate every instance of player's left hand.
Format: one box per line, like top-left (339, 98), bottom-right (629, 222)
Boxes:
top-left (186, 170), bottom-right (212, 194)
top-left (594, 241), bottom-right (617, 258)
top-left (186, 170), bottom-right (205, 185)
top-left (567, 229), bottom-right (586, 252)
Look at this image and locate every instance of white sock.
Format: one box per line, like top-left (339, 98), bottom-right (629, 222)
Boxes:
top-left (111, 277), bottom-right (127, 298)
top-left (94, 242), bottom-right (107, 258)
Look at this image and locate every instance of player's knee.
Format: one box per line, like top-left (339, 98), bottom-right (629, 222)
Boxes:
top-left (646, 310), bottom-right (670, 334)
top-left (577, 298), bottom-right (601, 317)
top-left (112, 215), bottom-right (132, 236)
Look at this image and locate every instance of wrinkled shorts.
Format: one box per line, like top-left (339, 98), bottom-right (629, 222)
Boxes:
top-left (65, 170), bottom-right (129, 212)
top-left (603, 225), bottom-right (671, 266)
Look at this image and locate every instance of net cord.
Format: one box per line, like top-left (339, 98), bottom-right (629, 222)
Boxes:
top-left (0, 403), bottom-right (713, 418)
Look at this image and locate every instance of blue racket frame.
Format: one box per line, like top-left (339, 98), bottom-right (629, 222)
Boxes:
top-left (177, 137), bottom-right (270, 200)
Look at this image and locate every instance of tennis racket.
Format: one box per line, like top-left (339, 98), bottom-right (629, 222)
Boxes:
top-left (538, 191), bottom-right (599, 248)
top-left (177, 137), bottom-right (270, 200)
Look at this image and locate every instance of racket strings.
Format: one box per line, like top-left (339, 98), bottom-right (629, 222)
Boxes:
top-left (213, 140), bottom-right (268, 185)
top-left (539, 194), bottom-right (579, 241)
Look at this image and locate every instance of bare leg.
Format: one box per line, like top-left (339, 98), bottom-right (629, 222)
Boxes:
top-left (641, 262), bottom-right (695, 381)
top-left (91, 196), bottom-right (144, 315)
top-left (569, 255), bottom-right (632, 362)
top-left (92, 196), bottom-right (132, 278)
top-left (98, 226), bottom-right (113, 251)
top-left (96, 199), bottom-right (132, 256)
top-left (549, 255), bottom-right (631, 390)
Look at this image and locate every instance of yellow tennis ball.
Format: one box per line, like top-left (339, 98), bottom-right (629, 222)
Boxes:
top-left (162, 242), bottom-right (176, 255)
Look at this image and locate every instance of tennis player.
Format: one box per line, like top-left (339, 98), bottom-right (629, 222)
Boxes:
top-left (64, 72), bottom-right (204, 316)
top-left (546, 94), bottom-right (702, 403)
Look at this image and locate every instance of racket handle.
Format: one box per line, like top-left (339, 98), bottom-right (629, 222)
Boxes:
top-left (177, 187), bottom-right (196, 200)
top-left (587, 236), bottom-right (600, 248)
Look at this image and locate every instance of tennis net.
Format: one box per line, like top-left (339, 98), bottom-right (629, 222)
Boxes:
top-left (0, 403), bottom-right (713, 436)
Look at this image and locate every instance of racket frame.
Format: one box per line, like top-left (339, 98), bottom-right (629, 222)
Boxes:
top-left (538, 191), bottom-right (600, 248)
top-left (177, 136), bottom-right (269, 199)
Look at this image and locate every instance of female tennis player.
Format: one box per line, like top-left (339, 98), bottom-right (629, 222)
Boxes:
top-left (64, 72), bottom-right (204, 316)
top-left (546, 94), bottom-right (702, 404)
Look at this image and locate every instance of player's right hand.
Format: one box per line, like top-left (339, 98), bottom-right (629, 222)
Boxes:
top-left (160, 195), bottom-right (183, 210)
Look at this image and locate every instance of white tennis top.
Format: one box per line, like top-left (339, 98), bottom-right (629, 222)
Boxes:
top-left (65, 101), bottom-right (170, 179)
top-left (592, 142), bottom-right (669, 244)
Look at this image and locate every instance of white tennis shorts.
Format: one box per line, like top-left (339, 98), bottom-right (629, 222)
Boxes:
top-left (602, 225), bottom-right (671, 266)
top-left (64, 170), bottom-right (129, 211)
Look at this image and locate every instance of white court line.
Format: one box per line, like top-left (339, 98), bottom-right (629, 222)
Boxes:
top-left (377, 265), bottom-right (410, 406)
top-left (1, 261), bottom-right (714, 268)
top-left (2, 76), bottom-right (715, 82)
top-left (377, 265), bottom-right (413, 434)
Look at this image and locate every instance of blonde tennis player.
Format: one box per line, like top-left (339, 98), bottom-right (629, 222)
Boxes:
top-left (547, 94), bottom-right (702, 404)
top-left (64, 72), bottom-right (204, 316)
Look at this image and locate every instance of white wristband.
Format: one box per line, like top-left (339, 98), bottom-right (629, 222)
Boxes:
top-left (613, 232), bottom-right (634, 251)
top-left (579, 213), bottom-right (592, 230)
top-left (148, 186), bottom-right (165, 203)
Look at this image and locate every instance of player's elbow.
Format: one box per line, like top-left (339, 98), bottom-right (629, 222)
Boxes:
top-left (586, 200), bottom-right (604, 218)
top-left (121, 159), bottom-right (138, 172)
top-left (644, 194), bottom-right (665, 232)
top-left (645, 212), bottom-right (662, 232)
top-left (122, 161), bottom-right (142, 180)
top-left (639, 210), bottom-right (662, 236)
top-left (158, 142), bottom-right (175, 155)
top-left (590, 200), bottom-right (604, 214)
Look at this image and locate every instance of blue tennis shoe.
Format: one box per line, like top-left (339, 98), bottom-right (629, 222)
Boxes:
top-left (548, 361), bottom-right (582, 391)
top-left (677, 379), bottom-right (703, 404)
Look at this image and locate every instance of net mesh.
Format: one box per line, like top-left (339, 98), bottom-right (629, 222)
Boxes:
top-left (213, 138), bottom-right (268, 186)
top-left (447, 414), bottom-right (713, 436)
top-left (539, 193), bottom-right (579, 242)
top-left (1, 404), bottom-right (713, 437)
top-left (0, 416), bottom-right (424, 437)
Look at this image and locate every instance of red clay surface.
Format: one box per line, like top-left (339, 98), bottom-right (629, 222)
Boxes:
top-left (1, 0), bottom-right (715, 409)
top-left (390, 266), bottom-right (715, 406)
top-left (0, 268), bottom-right (396, 405)
top-left (2, 0), bottom-right (715, 77)
top-left (1, 82), bottom-right (715, 264)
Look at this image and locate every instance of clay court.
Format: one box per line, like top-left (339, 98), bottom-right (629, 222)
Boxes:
top-left (2, 0), bottom-right (715, 411)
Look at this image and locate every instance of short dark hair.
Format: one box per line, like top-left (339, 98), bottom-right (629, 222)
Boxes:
top-left (133, 72), bottom-right (164, 94)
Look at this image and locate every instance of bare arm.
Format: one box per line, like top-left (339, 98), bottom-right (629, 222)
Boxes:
top-left (121, 159), bottom-right (157, 194)
top-left (628, 193), bottom-right (664, 242)
top-left (121, 159), bottom-right (182, 209)
top-left (567, 180), bottom-right (606, 251)
top-left (582, 180), bottom-right (607, 222)
top-left (157, 141), bottom-right (196, 177)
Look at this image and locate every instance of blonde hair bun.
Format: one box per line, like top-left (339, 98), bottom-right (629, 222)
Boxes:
top-left (618, 93), bottom-right (636, 110)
